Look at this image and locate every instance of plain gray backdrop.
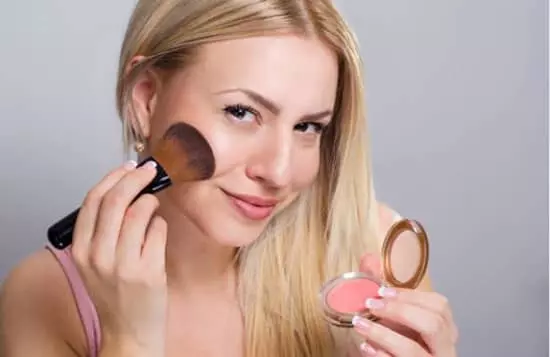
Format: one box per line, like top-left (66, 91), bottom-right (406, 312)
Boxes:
top-left (0, 0), bottom-right (547, 356)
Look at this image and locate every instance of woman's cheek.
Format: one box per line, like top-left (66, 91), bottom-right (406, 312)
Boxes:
top-left (292, 152), bottom-right (321, 189)
top-left (205, 122), bottom-right (252, 176)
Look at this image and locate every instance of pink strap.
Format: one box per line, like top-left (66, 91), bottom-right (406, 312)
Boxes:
top-left (46, 244), bottom-right (101, 357)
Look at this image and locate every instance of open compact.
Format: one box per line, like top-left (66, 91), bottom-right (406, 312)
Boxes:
top-left (319, 218), bottom-right (429, 328)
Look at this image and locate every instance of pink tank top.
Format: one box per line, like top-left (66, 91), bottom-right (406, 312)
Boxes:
top-left (46, 244), bottom-right (101, 357)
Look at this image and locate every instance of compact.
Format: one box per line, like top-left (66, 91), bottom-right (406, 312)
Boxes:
top-left (318, 218), bottom-right (429, 328)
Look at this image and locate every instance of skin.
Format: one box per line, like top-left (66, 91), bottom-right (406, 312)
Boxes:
top-left (0, 34), bottom-right (458, 357)
top-left (135, 35), bottom-right (337, 292)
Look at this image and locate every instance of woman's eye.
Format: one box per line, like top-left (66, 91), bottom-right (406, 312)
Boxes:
top-left (223, 104), bottom-right (257, 123)
top-left (294, 122), bottom-right (325, 134)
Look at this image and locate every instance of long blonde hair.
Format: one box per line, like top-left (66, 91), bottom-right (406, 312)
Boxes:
top-left (115, 1), bottom-right (380, 356)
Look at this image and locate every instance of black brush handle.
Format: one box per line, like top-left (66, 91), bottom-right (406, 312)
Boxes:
top-left (47, 158), bottom-right (172, 250)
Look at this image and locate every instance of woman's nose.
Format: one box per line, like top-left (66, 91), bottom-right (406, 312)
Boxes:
top-left (245, 133), bottom-right (293, 189)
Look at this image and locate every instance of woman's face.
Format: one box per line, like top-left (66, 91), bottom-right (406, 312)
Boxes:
top-left (137, 34), bottom-right (339, 247)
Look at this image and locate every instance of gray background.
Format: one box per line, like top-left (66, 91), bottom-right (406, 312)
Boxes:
top-left (0, 0), bottom-right (547, 356)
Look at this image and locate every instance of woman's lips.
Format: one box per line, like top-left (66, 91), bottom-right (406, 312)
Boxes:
top-left (222, 190), bottom-right (278, 221)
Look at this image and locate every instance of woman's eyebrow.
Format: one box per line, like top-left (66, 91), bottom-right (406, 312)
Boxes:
top-left (215, 87), bottom-right (333, 121)
top-left (215, 88), bottom-right (281, 115)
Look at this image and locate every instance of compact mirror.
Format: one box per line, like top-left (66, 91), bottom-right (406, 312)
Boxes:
top-left (381, 219), bottom-right (429, 288)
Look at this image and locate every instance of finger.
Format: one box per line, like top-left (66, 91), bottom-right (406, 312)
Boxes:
top-left (393, 289), bottom-right (458, 344)
top-left (91, 161), bottom-right (158, 268)
top-left (377, 319), bottom-right (430, 352)
top-left (141, 215), bottom-right (167, 274)
top-left (372, 349), bottom-right (392, 357)
top-left (117, 194), bottom-right (160, 268)
top-left (366, 298), bottom-right (452, 354)
top-left (359, 342), bottom-right (391, 357)
top-left (71, 160), bottom-right (137, 261)
top-left (353, 317), bottom-right (430, 357)
top-left (379, 288), bottom-right (455, 331)
top-left (359, 253), bottom-right (383, 278)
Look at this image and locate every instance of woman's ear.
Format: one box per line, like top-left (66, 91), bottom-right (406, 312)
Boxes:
top-left (126, 56), bottom-right (161, 140)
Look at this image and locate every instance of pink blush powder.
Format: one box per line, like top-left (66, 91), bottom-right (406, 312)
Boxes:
top-left (326, 278), bottom-right (381, 314)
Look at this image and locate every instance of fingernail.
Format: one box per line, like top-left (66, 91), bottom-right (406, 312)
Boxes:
top-left (144, 160), bottom-right (158, 170)
top-left (365, 298), bottom-right (385, 309)
top-left (124, 160), bottom-right (137, 169)
top-left (352, 316), bottom-right (370, 331)
top-left (378, 286), bottom-right (397, 298)
top-left (360, 342), bottom-right (377, 356)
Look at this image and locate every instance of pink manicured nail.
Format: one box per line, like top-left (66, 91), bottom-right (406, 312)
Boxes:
top-left (365, 298), bottom-right (385, 309)
top-left (124, 160), bottom-right (137, 169)
top-left (360, 342), bottom-right (377, 356)
top-left (144, 160), bottom-right (158, 170)
top-left (378, 286), bottom-right (397, 297)
top-left (352, 316), bottom-right (371, 331)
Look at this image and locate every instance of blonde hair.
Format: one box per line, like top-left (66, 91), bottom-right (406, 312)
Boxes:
top-left (115, 1), bottom-right (380, 356)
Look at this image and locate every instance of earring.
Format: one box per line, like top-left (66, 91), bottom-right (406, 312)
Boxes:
top-left (134, 140), bottom-right (146, 153)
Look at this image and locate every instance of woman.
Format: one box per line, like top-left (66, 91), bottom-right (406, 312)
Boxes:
top-left (0, 1), bottom-right (458, 356)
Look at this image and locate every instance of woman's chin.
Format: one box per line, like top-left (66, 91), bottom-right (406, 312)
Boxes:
top-left (195, 213), bottom-right (270, 249)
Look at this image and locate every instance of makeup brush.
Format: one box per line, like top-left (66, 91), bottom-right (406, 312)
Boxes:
top-left (47, 122), bottom-right (216, 250)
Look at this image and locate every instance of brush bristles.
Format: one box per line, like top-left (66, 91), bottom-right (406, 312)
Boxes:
top-left (152, 123), bottom-right (215, 183)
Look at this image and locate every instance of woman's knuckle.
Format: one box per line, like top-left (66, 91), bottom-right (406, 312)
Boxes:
top-left (127, 195), bottom-right (157, 219)
top-left (125, 204), bottom-right (141, 221)
top-left (83, 189), bottom-right (102, 207)
top-left (90, 254), bottom-right (111, 276)
top-left (424, 314), bottom-right (445, 339)
top-left (103, 190), bottom-right (126, 208)
top-left (70, 246), bottom-right (88, 266)
top-left (93, 263), bottom-right (110, 278)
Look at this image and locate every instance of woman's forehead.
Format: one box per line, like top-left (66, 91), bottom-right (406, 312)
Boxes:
top-left (180, 35), bottom-right (340, 113)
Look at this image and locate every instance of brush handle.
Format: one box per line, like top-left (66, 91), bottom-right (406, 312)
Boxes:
top-left (47, 158), bottom-right (172, 250)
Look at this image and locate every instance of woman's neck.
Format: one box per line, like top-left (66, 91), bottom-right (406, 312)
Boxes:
top-left (157, 197), bottom-right (238, 296)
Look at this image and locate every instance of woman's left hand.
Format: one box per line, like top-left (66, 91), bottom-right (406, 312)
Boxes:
top-left (352, 254), bottom-right (459, 356)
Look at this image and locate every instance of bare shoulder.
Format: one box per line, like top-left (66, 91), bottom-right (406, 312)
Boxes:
top-left (376, 201), bottom-right (433, 291)
top-left (0, 249), bottom-right (87, 357)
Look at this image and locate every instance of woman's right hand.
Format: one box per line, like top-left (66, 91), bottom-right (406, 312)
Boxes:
top-left (70, 160), bottom-right (168, 356)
